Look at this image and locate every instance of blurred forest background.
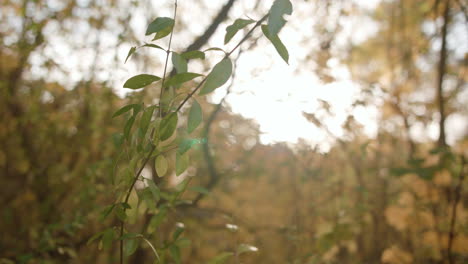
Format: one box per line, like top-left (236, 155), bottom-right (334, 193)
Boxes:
top-left (1, 0), bottom-right (467, 263)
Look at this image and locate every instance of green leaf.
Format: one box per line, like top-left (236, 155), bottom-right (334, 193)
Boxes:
top-left (172, 52), bottom-right (187, 74)
top-left (123, 74), bottom-right (161, 89)
top-left (225, 19), bottom-right (255, 44)
top-left (146, 179), bottom-right (161, 200)
top-left (172, 223), bottom-right (185, 241)
top-left (181, 50), bottom-right (205, 60)
top-left (125, 46), bottom-right (136, 63)
top-left (175, 152), bottom-right (189, 176)
top-left (102, 228), bottom-right (115, 250)
top-left (165, 72), bottom-right (203, 87)
top-left (187, 99), bottom-right (202, 134)
top-left (121, 202), bottom-right (132, 209)
top-left (140, 106), bottom-right (155, 137)
top-left (87, 231), bottom-right (105, 245)
top-left (207, 252), bottom-right (234, 264)
top-left (141, 43), bottom-right (165, 51)
top-left (261, 25), bottom-right (289, 64)
top-left (112, 133), bottom-right (124, 148)
top-left (124, 239), bottom-right (139, 257)
top-left (149, 208), bottom-right (168, 231)
top-left (155, 155), bottom-right (168, 177)
top-left (268, 0), bottom-right (293, 35)
top-left (159, 112), bottom-right (178, 141)
top-left (112, 104), bottom-right (139, 118)
top-left (178, 138), bottom-right (199, 154)
top-left (153, 24), bottom-right (173, 40)
top-left (237, 244), bottom-right (258, 255)
top-left (199, 58), bottom-right (232, 95)
top-left (146, 17), bottom-right (174, 36)
top-left (115, 204), bottom-right (127, 221)
top-left (124, 115), bottom-right (136, 140)
top-left (100, 204), bottom-right (116, 220)
top-left (169, 244), bottom-right (181, 264)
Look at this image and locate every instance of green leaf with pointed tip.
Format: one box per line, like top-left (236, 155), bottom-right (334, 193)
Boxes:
top-left (113, 104), bottom-right (139, 118)
top-left (187, 99), bottom-right (202, 133)
top-left (112, 133), bottom-right (124, 148)
top-left (124, 74), bottom-right (161, 89)
top-left (178, 138), bottom-right (201, 154)
top-left (225, 19), bottom-right (255, 44)
top-left (172, 224), bottom-right (185, 241)
top-left (100, 204), bottom-right (116, 220)
top-left (261, 25), bottom-right (289, 64)
top-left (87, 230), bottom-right (105, 245)
top-left (165, 72), bottom-right (203, 87)
top-left (155, 155), bottom-right (168, 177)
top-left (124, 115), bottom-right (136, 140)
top-left (171, 52), bottom-right (187, 74)
top-left (125, 46), bottom-right (136, 63)
top-left (121, 202), bottom-right (131, 209)
top-left (207, 252), bottom-right (234, 264)
top-left (175, 152), bottom-right (189, 176)
top-left (170, 244), bottom-right (181, 264)
top-left (146, 17), bottom-right (174, 35)
top-left (268, 0), bottom-right (293, 35)
top-left (141, 43), bottom-right (165, 51)
top-left (199, 58), bottom-right (232, 95)
top-left (140, 106), bottom-right (155, 137)
top-left (181, 50), bottom-right (205, 60)
top-left (102, 228), bottom-right (115, 250)
top-left (124, 239), bottom-right (139, 257)
top-left (149, 208), bottom-right (167, 231)
top-left (159, 112), bottom-right (178, 141)
top-left (153, 24), bottom-right (173, 40)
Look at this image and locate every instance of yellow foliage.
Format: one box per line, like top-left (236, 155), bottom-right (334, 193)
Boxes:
top-left (417, 211), bottom-right (435, 229)
top-left (454, 235), bottom-right (468, 254)
top-left (322, 245), bottom-right (339, 262)
top-left (402, 173), bottom-right (429, 199)
top-left (385, 206), bottom-right (411, 231)
top-left (433, 169), bottom-right (451, 186)
top-left (422, 231), bottom-right (439, 249)
top-left (381, 245), bottom-right (414, 264)
top-left (398, 192), bottom-right (414, 207)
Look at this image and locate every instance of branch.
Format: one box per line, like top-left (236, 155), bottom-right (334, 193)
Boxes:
top-left (120, 2), bottom-right (178, 263)
top-left (436, 0), bottom-right (450, 148)
top-left (185, 0), bottom-right (237, 52)
top-left (176, 13), bottom-right (268, 112)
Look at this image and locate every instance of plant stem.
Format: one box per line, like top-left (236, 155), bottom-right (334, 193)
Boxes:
top-left (159, 0), bottom-right (178, 117)
top-left (120, 2), bottom-right (178, 263)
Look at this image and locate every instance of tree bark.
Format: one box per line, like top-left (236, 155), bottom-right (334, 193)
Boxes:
top-left (436, 0), bottom-right (450, 148)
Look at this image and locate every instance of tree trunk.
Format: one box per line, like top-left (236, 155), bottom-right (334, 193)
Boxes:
top-left (436, 0), bottom-right (450, 148)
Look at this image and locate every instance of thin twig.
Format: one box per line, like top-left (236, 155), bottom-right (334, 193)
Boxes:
top-left (159, 0), bottom-right (178, 117)
top-left (176, 13), bottom-right (268, 112)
